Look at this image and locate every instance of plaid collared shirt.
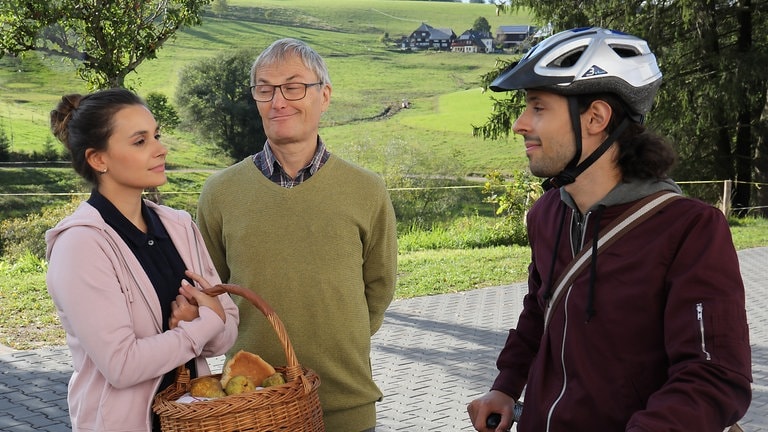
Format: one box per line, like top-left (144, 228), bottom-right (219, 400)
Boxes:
top-left (252, 138), bottom-right (330, 188)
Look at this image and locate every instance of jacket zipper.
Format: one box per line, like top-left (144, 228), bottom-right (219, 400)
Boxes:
top-left (696, 303), bottom-right (712, 360)
top-left (545, 209), bottom-right (590, 430)
top-left (546, 288), bottom-right (574, 431)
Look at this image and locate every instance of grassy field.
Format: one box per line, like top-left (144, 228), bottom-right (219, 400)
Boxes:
top-left (0, 0), bottom-right (530, 175)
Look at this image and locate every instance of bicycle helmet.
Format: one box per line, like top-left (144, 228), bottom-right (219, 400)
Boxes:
top-left (491, 27), bottom-right (661, 121)
top-left (490, 27), bottom-right (663, 189)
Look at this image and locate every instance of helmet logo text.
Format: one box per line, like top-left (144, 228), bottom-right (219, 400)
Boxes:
top-left (582, 65), bottom-right (607, 77)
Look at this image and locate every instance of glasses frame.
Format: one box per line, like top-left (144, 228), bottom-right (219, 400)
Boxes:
top-left (250, 82), bottom-right (323, 102)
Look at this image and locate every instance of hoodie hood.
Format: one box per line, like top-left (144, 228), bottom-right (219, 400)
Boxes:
top-left (559, 177), bottom-right (682, 214)
top-left (45, 201), bottom-right (108, 261)
top-left (45, 199), bottom-right (195, 261)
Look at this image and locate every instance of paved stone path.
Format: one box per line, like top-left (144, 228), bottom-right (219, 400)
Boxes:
top-left (1, 247), bottom-right (766, 431)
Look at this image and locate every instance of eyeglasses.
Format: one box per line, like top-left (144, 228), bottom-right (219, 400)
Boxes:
top-left (250, 82), bottom-right (323, 102)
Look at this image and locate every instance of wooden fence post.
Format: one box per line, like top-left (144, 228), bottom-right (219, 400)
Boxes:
top-left (721, 180), bottom-right (732, 218)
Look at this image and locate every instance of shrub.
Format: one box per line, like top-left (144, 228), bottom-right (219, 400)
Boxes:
top-left (481, 169), bottom-right (542, 244)
top-left (0, 198), bottom-right (79, 262)
top-left (482, 169), bottom-right (541, 219)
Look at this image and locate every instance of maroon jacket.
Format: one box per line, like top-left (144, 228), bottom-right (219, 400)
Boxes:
top-left (492, 181), bottom-right (752, 431)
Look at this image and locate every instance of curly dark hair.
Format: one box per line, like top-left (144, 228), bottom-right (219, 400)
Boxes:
top-left (576, 93), bottom-right (677, 180)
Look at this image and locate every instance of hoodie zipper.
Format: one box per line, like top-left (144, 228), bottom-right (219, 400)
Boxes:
top-left (696, 303), bottom-right (712, 360)
top-left (104, 229), bottom-right (164, 332)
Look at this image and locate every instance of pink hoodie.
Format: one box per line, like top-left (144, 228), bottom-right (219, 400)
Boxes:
top-left (45, 200), bottom-right (239, 432)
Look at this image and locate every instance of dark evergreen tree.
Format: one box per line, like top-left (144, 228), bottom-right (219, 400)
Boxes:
top-left (477, 0), bottom-right (768, 215)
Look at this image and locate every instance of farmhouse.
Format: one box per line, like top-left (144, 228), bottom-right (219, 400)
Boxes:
top-left (403, 23), bottom-right (456, 51)
top-left (451, 30), bottom-right (495, 54)
top-left (496, 25), bottom-right (538, 50)
top-left (400, 21), bottom-right (552, 53)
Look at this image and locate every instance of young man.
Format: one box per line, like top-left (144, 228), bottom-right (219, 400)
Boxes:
top-left (196, 38), bottom-right (397, 432)
top-left (467, 27), bottom-right (752, 432)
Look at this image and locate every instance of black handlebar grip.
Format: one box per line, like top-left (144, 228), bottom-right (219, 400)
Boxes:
top-left (486, 412), bottom-right (501, 428)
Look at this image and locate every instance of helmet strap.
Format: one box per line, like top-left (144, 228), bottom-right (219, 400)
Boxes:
top-left (542, 98), bottom-right (631, 190)
top-left (542, 97), bottom-right (583, 190)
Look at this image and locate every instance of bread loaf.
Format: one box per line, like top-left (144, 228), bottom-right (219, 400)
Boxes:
top-left (220, 350), bottom-right (276, 387)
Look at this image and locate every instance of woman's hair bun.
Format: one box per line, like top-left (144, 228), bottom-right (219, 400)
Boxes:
top-left (50, 94), bottom-right (84, 148)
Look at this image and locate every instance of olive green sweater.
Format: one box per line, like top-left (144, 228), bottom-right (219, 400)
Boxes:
top-left (197, 155), bottom-right (397, 432)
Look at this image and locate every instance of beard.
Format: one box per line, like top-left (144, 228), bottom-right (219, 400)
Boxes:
top-left (526, 141), bottom-right (576, 178)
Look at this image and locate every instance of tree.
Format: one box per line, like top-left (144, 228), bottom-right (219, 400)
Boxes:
top-left (0, 0), bottom-right (213, 89)
top-left (0, 127), bottom-right (10, 162)
top-left (472, 16), bottom-right (492, 34)
top-left (476, 0), bottom-right (768, 216)
top-left (212, 0), bottom-right (228, 16)
top-left (176, 48), bottom-right (266, 161)
top-left (145, 92), bottom-right (181, 131)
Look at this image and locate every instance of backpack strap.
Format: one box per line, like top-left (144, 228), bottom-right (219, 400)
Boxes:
top-left (544, 191), bottom-right (683, 329)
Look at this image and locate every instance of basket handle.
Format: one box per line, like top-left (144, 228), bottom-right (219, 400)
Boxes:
top-left (203, 284), bottom-right (302, 381)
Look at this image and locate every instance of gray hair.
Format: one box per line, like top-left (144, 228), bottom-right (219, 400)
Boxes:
top-left (250, 38), bottom-right (331, 87)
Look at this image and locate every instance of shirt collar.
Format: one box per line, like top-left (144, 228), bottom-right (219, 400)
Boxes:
top-left (259, 137), bottom-right (328, 177)
top-left (87, 189), bottom-right (169, 247)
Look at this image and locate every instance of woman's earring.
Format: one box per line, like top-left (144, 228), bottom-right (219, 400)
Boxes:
top-left (100, 168), bottom-right (108, 174)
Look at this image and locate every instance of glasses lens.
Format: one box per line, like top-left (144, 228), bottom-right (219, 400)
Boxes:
top-left (252, 85), bottom-right (274, 101)
top-left (281, 84), bottom-right (307, 101)
top-left (252, 83), bottom-right (318, 101)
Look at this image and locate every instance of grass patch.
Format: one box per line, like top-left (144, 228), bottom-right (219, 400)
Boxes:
top-left (729, 216), bottom-right (768, 250)
top-left (0, 167), bottom-right (88, 218)
top-left (0, 254), bottom-right (63, 350)
top-left (398, 215), bottom-right (527, 251)
top-left (1, 215), bottom-right (765, 350)
top-left (397, 245), bottom-right (530, 298)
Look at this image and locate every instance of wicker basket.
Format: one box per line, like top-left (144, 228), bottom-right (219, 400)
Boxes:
top-left (152, 283), bottom-right (324, 432)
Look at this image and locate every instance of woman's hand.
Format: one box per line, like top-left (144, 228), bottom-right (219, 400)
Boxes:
top-left (169, 284), bottom-right (199, 329)
top-left (169, 271), bottom-right (226, 328)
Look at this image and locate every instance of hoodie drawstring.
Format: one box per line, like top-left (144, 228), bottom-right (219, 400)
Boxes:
top-left (585, 205), bottom-right (606, 322)
top-left (544, 204), bottom-right (568, 301)
top-left (545, 202), bottom-right (605, 322)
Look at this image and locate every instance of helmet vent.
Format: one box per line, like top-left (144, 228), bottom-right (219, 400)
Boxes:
top-left (550, 47), bottom-right (586, 67)
top-left (611, 44), bottom-right (641, 58)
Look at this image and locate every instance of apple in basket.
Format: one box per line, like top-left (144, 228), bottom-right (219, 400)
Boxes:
top-left (189, 376), bottom-right (226, 399)
top-left (224, 375), bottom-right (257, 395)
top-left (262, 372), bottom-right (286, 387)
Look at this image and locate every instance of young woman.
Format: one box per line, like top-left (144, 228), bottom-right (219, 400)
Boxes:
top-left (46, 88), bottom-right (239, 432)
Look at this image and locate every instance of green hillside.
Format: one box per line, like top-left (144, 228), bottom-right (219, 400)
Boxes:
top-left (0, 0), bottom-right (534, 174)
